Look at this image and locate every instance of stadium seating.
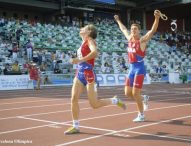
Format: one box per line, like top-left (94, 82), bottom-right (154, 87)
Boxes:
top-left (0, 17), bottom-right (190, 75)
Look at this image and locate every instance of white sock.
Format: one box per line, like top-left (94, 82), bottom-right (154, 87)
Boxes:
top-left (73, 120), bottom-right (79, 129)
top-left (139, 112), bottom-right (144, 117)
top-left (111, 97), bottom-right (118, 105)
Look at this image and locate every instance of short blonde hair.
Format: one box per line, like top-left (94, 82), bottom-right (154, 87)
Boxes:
top-left (86, 24), bottom-right (97, 39)
top-left (131, 23), bottom-right (141, 30)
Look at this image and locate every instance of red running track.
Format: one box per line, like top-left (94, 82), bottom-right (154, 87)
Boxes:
top-left (0, 83), bottom-right (190, 146)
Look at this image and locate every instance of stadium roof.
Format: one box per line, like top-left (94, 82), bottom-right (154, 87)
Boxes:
top-left (0, 0), bottom-right (190, 12)
top-left (57, 0), bottom-right (191, 10)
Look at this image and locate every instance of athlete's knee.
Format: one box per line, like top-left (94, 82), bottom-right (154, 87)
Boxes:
top-left (71, 95), bottom-right (79, 104)
top-left (90, 103), bottom-right (99, 109)
top-left (89, 100), bottom-right (99, 109)
top-left (125, 88), bottom-right (133, 98)
top-left (125, 91), bottom-right (133, 98)
top-left (132, 91), bottom-right (141, 99)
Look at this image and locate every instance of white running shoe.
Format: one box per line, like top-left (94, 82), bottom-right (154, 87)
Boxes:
top-left (133, 114), bottom-right (145, 122)
top-left (143, 95), bottom-right (150, 111)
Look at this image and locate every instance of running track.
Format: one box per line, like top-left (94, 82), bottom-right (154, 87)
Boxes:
top-left (0, 83), bottom-right (190, 146)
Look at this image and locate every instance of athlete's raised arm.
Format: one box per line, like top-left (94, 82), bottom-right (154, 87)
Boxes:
top-left (114, 15), bottom-right (130, 40)
top-left (141, 10), bottom-right (161, 43)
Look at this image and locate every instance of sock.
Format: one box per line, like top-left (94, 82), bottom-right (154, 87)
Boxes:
top-left (73, 120), bottom-right (79, 129)
top-left (111, 97), bottom-right (118, 105)
top-left (139, 112), bottom-right (144, 117)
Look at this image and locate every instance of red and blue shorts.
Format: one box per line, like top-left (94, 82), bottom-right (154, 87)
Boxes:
top-left (76, 62), bottom-right (96, 86)
top-left (125, 62), bottom-right (146, 89)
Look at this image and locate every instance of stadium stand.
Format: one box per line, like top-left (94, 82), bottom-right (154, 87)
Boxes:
top-left (0, 0), bottom-right (190, 88)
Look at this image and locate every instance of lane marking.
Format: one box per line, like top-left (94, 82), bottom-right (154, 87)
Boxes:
top-left (0, 91), bottom-right (126, 99)
top-left (0, 97), bottom-right (36, 101)
top-left (17, 117), bottom-right (116, 133)
top-left (61, 123), bottom-right (130, 137)
top-left (64, 104), bottom-right (191, 124)
top-left (0, 101), bottom-right (88, 112)
top-left (0, 103), bottom-right (190, 135)
top-left (55, 115), bottom-right (191, 146)
top-left (47, 125), bottom-right (62, 128)
top-left (0, 99), bottom-right (65, 106)
top-left (0, 90), bottom-right (190, 105)
top-left (0, 93), bottom-right (190, 112)
top-left (0, 108), bottom-right (90, 121)
top-left (0, 96), bottom-right (191, 121)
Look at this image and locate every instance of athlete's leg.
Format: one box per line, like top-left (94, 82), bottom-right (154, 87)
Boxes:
top-left (125, 73), bottom-right (134, 99)
top-left (71, 77), bottom-right (85, 120)
top-left (124, 85), bottom-right (133, 99)
top-left (132, 74), bottom-right (145, 122)
top-left (83, 69), bottom-right (126, 109)
top-left (37, 78), bottom-right (41, 90)
top-left (143, 94), bottom-right (150, 111)
top-left (64, 77), bottom-right (85, 134)
top-left (87, 82), bottom-right (111, 109)
top-left (132, 87), bottom-right (143, 113)
top-left (86, 81), bottom-right (126, 109)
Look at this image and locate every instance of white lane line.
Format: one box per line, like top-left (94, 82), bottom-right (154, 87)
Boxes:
top-left (0, 91), bottom-right (125, 99)
top-left (57, 123), bottom-right (130, 137)
top-left (62, 103), bottom-right (191, 124)
top-left (17, 117), bottom-right (130, 137)
top-left (0, 94), bottom-right (69, 99)
top-left (0, 124), bottom-right (56, 135)
top-left (0, 105), bottom-right (114, 121)
top-left (0, 103), bottom-right (190, 135)
top-left (0, 94), bottom-right (126, 111)
top-left (17, 116), bottom-right (59, 124)
top-left (0, 103), bottom-right (67, 112)
top-left (150, 96), bottom-right (191, 102)
top-left (0, 96), bottom-right (191, 121)
top-left (0, 93), bottom-right (190, 112)
top-left (55, 115), bottom-right (191, 146)
top-left (0, 99), bottom-right (65, 105)
top-left (122, 116), bottom-right (191, 132)
top-left (0, 90), bottom-right (70, 95)
top-left (0, 108), bottom-right (89, 121)
top-left (0, 101), bottom-right (88, 112)
top-left (18, 116), bottom-right (116, 133)
top-left (127, 130), bottom-right (191, 142)
top-left (0, 91), bottom-right (189, 105)
top-left (0, 97), bottom-right (37, 101)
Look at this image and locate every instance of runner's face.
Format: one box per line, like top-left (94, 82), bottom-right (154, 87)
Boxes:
top-left (131, 26), bottom-right (140, 37)
top-left (79, 26), bottom-right (89, 38)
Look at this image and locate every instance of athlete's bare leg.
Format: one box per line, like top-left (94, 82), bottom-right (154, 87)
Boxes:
top-left (71, 77), bottom-right (85, 120)
top-left (124, 86), bottom-right (134, 99)
top-left (132, 87), bottom-right (143, 113)
top-left (87, 82), bottom-right (112, 109)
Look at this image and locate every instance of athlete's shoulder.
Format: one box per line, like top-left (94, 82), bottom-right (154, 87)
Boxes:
top-left (87, 38), bottom-right (96, 46)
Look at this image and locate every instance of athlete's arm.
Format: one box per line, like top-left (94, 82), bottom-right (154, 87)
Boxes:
top-left (70, 39), bottom-right (97, 64)
top-left (79, 38), bottom-right (97, 62)
top-left (141, 10), bottom-right (160, 43)
top-left (114, 15), bottom-right (130, 40)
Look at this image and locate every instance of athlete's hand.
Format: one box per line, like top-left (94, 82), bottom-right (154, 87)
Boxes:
top-left (70, 58), bottom-right (81, 64)
top-left (154, 10), bottom-right (161, 19)
top-left (114, 15), bottom-right (120, 21)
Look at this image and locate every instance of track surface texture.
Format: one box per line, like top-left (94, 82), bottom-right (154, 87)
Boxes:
top-left (0, 83), bottom-right (190, 146)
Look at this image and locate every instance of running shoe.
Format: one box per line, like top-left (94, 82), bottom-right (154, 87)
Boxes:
top-left (64, 127), bottom-right (80, 135)
top-left (143, 95), bottom-right (150, 111)
top-left (133, 114), bottom-right (145, 122)
top-left (113, 95), bottom-right (127, 110)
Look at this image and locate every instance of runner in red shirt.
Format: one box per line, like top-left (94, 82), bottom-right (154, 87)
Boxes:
top-left (114, 10), bottom-right (161, 122)
top-left (28, 63), bottom-right (41, 90)
top-left (64, 24), bottom-right (126, 135)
